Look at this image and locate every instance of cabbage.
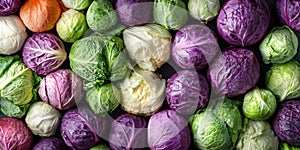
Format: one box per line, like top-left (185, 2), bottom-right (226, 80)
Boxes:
top-left (0, 0), bottom-right (22, 15)
top-left (0, 118), bottom-right (33, 150)
top-left (90, 143), bottom-right (111, 150)
top-left (148, 110), bottom-right (190, 150)
top-left (236, 119), bottom-right (279, 150)
top-left (86, 0), bottom-right (117, 32)
top-left (0, 15), bottom-right (27, 55)
top-left (273, 99), bottom-right (300, 146)
top-left (20, 0), bottom-right (61, 32)
top-left (265, 60), bottom-right (300, 101)
top-left (109, 114), bottom-right (147, 149)
top-left (61, 0), bottom-right (92, 10)
top-left (259, 26), bottom-right (298, 64)
top-left (188, 0), bottom-right (220, 22)
top-left (25, 102), bottom-right (61, 137)
top-left (207, 47), bottom-right (260, 97)
top-left (22, 33), bottom-right (67, 75)
top-left (190, 98), bottom-right (242, 150)
top-left (38, 69), bottom-right (84, 110)
top-left (153, 0), bottom-right (188, 30)
top-left (120, 67), bottom-right (165, 116)
top-left (60, 107), bottom-right (107, 149)
top-left (32, 137), bottom-right (66, 150)
top-left (166, 70), bottom-right (209, 115)
top-left (69, 35), bottom-right (127, 86)
top-left (172, 24), bottom-right (220, 70)
top-left (280, 143), bottom-right (300, 150)
top-left (276, 0), bottom-right (300, 31)
top-left (242, 87), bottom-right (277, 120)
top-left (217, 0), bottom-right (270, 46)
top-left (123, 24), bottom-right (172, 71)
top-left (86, 83), bottom-right (120, 115)
top-left (0, 55), bottom-right (41, 118)
top-left (115, 0), bottom-right (152, 26)
top-left (56, 9), bottom-right (88, 43)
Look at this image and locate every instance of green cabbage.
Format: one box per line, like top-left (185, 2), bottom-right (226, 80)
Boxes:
top-left (0, 56), bottom-right (40, 118)
top-left (188, 0), bottom-right (220, 22)
top-left (280, 143), bottom-right (300, 150)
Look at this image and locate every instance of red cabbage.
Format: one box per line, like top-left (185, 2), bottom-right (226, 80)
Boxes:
top-left (32, 137), bottom-right (66, 150)
top-left (0, 0), bottom-right (22, 16)
top-left (276, 0), bottom-right (300, 31)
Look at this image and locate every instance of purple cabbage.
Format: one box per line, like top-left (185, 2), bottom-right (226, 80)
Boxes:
top-left (116, 0), bottom-right (152, 26)
top-left (166, 70), bottom-right (209, 115)
top-left (109, 114), bottom-right (147, 150)
top-left (60, 107), bottom-right (107, 150)
top-left (172, 24), bottom-right (220, 70)
top-left (207, 47), bottom-right (260, 97)
top-left (0, 0), bottom-right (22, 16)
top-left (217, 0), bottom-right (270, 46)
top-left (32, 137), bottom-right (66, 150)
top-left (38, 69), bottom-right (84, 110)
top-left (148, 110), bottom-right (190, 150)
top-left (273, 99), bottom-right (300, 146)
top-left (22, 33), bottom-right (67, 75)
top-left (276, 0), bottom-right (300, 31)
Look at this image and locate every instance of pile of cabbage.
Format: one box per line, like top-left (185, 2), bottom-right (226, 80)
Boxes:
top-left (0, 0), bottom-right (299, 149)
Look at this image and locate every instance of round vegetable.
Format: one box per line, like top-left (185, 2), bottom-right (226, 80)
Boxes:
top-left (188, 0), bottom-right (220, 22)
top-left (38, 69), bottom-right (84, 110)
top-left (120, 67), bottom-right (166, 116)
top-left (69, 35), bottom-right (127, 85)
top-left (115, 0), bottom-right (152, 26)
top-left (166, 70), bottom-right (209, 115)
top-left (190, 98), bottom-right (242, 150)
top-left (153, 0), bottom-right (188, 30)
top-left (259, 26), bottom-right (298, 64)
top-left (22, 33), bottom-right (67, 75)
top-left (207, 47), bottom-right (260, 97)
top-left (123, 24), bottom-right (172, 71)
top-left (172, 24), bottom-right (220, 70)
top-left (273, 99), bottom-right (300, 146)
top-left (276, 0), bottom-right (300, 31)
top-left (32, 137), bottom-right (66, 150)
top-left (280, 143), bottom-right (300, 150)
top-left (90, 143), bottom-right (111, 150)
top-left (217, 0), bottom-right (270, 46)
top-left (20, 0), bottom-right (61, 32)
top-left (242, 87), bottom-right (277, 120)
top-left (61, 0), bottom-right (92, 10)
top-left (109, 114), bottom-right (147, 149)
top-left (265, 60), bottom-right (300, 101)
top-left (0, 118), bottom-right (33, 150)
top-left (236, 119), bottom-right (279, 150)
top-left (25, 102), bottom-right (61, 137)
top-left (0, 15), bottom-right (27, 55)
top-left (148, 110), bottom-right (190, 150)
top-left (60, 107), bottom-right (107, 150)
top-left (0, 55), bottom-right (41, 118)
top-left (86, 0), bottom-right (117, 32)
top-left (0, 0), bottom-right (22, 15)
top-left (86, 83), bottom-right (121, 115)
top-left (56, 9), bottom-right (88, 43)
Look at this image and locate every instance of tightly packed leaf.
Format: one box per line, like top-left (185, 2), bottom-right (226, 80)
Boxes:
top-left (0, 118), bottom-right (33, 150)
top-left (0, 15), bottom-right (27, 55)
top-left (148, 110), bottom-right (191, 150)
top-left (265, 60), bottom-right (300, 101)
top-left (188, 0), bottom-right (220, 22)
top-left (0, 0), bottom-right (22, 15)
top-left (32, 137), bottom-right (66, 150)
top-left (120, 67), bottom-right (166, 116)
top-left (109, 113), bottom-right (147, 149)
top-left (20, 0), bottom-right (61, 32)
top-left (25, 102), bottom-right (61, 137)
top-left (259, 26), bottom-right (298, 64)
top-left (236, 119), bottom-right (279, 150)
top-left (22, 33), bottom-right (67, 75)
top-left (276, 0), bottom-right (300, 31)
top-left (123, 24), bottom-right (172, 71)
top-left (61, 0), bottom-right (92, 10)
top-left (0, 56), bottom-right (40, 118)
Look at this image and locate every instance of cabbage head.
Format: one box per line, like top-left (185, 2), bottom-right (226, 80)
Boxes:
top-left (0, 55), bottom-right (41, 118)
top-left (69, 35), bottom-right (127, 87)
top-left (190, 97), bottom-right (242, 150)
top-left (236, 119), bottom-right (279, 150)
top-left (280, 143), bottom-right (300, 150)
